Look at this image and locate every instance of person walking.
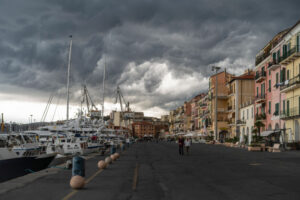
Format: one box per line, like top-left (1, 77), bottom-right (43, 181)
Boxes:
top-left (184, 138), bottom-right (191, 155)
top-left (178, 135), bottom-right (185, 155)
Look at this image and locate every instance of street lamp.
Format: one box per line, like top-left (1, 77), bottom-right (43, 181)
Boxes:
top-left (211, 66), bottom-right (221, 141)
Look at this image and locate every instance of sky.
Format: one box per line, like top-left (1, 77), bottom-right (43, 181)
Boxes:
top-left (0, 0), bottom-right (299, 123)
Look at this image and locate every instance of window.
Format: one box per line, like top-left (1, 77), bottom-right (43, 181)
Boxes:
top-left (287, 100), bottom-right (290, 116)
top-left (261, 83), bottom-right (265, 97)
top-left (269, 80), bottom-right (271, 92)
top-left (276, 73), bottom-right (279, 85)
top-left (247, 109), bottom-right (249, 120)
top-left (273, 52), bottom-right (276, 63)
top-left (256, 87), bottom-right (259, 97)
top-left (275, 103), bottom-right (279, 116)
top-left (283, 100), bottom-right (286, 114)
top-left (243, 111), bottom-right (245, 120)
top-left (268, 101), bottom-right (271, 114)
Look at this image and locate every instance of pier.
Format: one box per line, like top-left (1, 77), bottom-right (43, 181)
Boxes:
top-left (1, 142), bottom-right (300, 199)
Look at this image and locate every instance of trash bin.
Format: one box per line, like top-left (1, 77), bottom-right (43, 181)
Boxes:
top-left (72, 156), bottom-right (85, 177)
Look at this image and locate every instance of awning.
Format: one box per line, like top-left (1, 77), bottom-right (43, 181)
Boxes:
top-left (261, 130), bottom-right (280, 137)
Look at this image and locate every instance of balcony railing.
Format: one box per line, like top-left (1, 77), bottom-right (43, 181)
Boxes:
top-left (255, 52), bottom-right (270, 66)
top-left (255, 71), bottom-right (266, 82)
top-left (279, 46), bottom-right (300, 65)
top-left (280, 74), bottom-right (300, 92)
top-left (268, 60), bottom-right (280, 70)
top-left (281, 107), bottom-right (300, 119)
top-left (255, 94), bottom-right (266, 103)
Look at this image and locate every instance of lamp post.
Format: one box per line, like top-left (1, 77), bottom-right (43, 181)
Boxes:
top-left (212, 66), bottom-right (221, 141)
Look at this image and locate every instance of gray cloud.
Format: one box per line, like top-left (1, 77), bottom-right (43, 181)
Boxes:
top-left (0, 0), bottom-right (300, 115)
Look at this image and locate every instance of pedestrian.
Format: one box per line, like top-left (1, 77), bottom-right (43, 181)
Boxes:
top-left (126, 137), bottom-right (130, 148)
top-left (184, 138), bottom-right (191, 155)
top-left (178, 135), bottom-right (185, 155)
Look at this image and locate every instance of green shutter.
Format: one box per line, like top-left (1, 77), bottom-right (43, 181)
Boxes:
top-left (269, 80), bottom-right (271, 92)
top-left (269, 101), bottom-right (271, 114)
top-left (283, 100), bottom-right (285, 114)
top-left (273, 52), bottom-right (276, 63)
top-left (257, 87), bottom-right (259, 97)
top-left (287, 100), bottom-right (290, 116)
top-left (276, 73), bottom-right (279, 84)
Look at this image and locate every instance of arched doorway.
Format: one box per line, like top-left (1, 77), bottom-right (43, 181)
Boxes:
top-left (268, 124), bottom-right (272, 131)
top-left (240, 127), bottom-right (245, 143)
top-left (275, 123), bottom-right (279, 130)
top-left (249, 126), bottom-right (253, 145)
top-left (295, 120), bottom-right (300, 141)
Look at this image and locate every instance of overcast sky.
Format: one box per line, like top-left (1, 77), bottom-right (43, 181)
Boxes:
top-left (0, 0), bottom-right (299, 123)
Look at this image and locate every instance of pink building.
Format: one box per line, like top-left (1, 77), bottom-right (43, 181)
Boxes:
top-left (255, 30), bottom-right (288, 133)
top-left (269, 42), bottom-right (287, 131)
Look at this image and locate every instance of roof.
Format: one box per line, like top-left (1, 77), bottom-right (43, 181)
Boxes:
top-left (229, 72), bottom-right (255, 83)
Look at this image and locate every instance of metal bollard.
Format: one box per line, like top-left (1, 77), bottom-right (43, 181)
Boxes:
top-left (72, 156), bottom-right (85, 177)
top-left (110, 145), bottom-right (116, 155)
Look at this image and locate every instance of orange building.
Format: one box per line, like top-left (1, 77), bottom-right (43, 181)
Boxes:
top-left (132, 121), bottom-right (155, 138)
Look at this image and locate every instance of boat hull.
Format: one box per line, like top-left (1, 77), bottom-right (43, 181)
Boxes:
top-left (0, 154), bottom-right (56, 183)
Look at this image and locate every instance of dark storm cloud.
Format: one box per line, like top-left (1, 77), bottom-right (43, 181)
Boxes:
top-left (0, 0), bottom-right (299, 114)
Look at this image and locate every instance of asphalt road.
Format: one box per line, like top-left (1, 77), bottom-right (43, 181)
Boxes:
top-left (2, 142), bottom-right (300, 200)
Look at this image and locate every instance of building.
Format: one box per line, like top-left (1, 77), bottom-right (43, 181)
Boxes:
top-left (198, 94), bottom-right (211, 135)
top-left (111, 111), bottom-right (144, 129)
top-left (254, 28), bottom-right (289, 137)
top-left (209, 70), bottom-right (233, 140)
top-left (226, 70), bottom-right (255, 139)
top-left (183, 101), bottom-right (192, 132)
top-left (279, 20), bottom-right (300, 142)
top-left (132, 121), bottom-right (155, 138)
top-left (239, 102), bottom-right (255, 145)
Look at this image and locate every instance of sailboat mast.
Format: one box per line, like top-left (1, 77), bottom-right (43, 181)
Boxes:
top-left (66, 35), bottom-right (73, 121)
top-left (102, 55), bottom-right (106, 121)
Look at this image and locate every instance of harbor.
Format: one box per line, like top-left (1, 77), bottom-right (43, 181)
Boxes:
top-left (2, 1), bottom-right (300, 199)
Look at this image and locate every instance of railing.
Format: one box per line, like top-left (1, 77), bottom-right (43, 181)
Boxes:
top-left (255, 94), bottom-right (266, 101)
top-left (255, 71), bottom-right (266, 80)
top-left (280, 74), bottom-right (300, 91)
top-left (237, 120), bottom-right (246, 125)
top-left (279, 45), bottom-right (300, 63)
top-left (255, 52), bottom-right (270, 66)
top-left (268, 59), bottom-right (279, 68)
top-left (281, 107), bottom-right (300, 119)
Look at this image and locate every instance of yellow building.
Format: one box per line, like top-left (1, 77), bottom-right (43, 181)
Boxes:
top-left (209, 71), bottom-right (233, 140)
top-left (226, 70), bottom-right (255, 140)
top-left (279, 21), bottom-right (300, 142)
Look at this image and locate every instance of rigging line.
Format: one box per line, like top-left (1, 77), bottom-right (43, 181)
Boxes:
top-left (43, 93), bottom-right (54, 122)
top-left (52, 93), bottom-right (62, 122)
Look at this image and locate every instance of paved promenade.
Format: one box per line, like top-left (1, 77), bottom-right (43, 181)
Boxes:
top-left (2, 142), bottom-right (300, 200)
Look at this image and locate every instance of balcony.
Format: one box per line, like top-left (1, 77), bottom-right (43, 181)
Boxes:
top-left (255, 94), bottom-right (266, 103)
top-left (280, 74), bottom-right (300, 93)
top-left (268, 60), bottom-right (280, 71)
top-left (255, 71), bottom-right (266, 83)
top-left (279, 46), bottom-right (300, 65)
top-left (280, 108), bottom-right (300, 120)
top-left (255, 52), bottom-right (270, 66)
top-left (227, 105), bottom-right (235, 113)
top-left (237, 119), bottom-right (246, 125)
